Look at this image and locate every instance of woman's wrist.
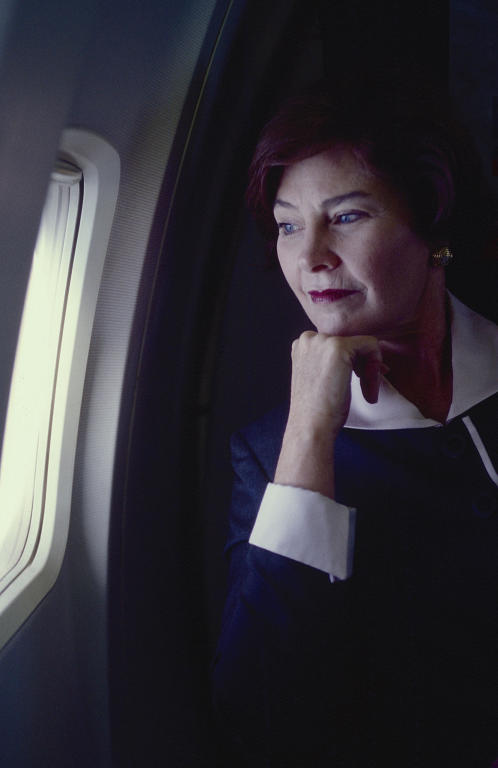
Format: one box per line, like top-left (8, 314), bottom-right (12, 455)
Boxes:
top-left (274, 422), bottom-right (336, 499)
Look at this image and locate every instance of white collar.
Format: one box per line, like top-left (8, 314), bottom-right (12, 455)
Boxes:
top-left (345, 293), bottom-right (498, 430)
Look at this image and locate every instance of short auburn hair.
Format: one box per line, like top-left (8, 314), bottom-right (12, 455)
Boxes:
top-left (246, 81), bottom-right (494, 263)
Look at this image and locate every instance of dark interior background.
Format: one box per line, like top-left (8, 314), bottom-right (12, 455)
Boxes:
top-left (109, 0), bottom-right (497, 765)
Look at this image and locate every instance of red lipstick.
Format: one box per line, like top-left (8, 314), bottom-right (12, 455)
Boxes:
top-left (308, 289), bottom-right (358, 303)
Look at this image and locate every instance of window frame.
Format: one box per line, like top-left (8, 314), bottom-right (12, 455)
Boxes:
top-left (0, 129), bottom-right (120, 650)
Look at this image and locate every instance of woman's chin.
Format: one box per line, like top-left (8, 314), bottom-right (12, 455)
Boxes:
top-left (304, 292), bottom-right (368, 336)
top-left (309, 308), bottom-right (367, 337)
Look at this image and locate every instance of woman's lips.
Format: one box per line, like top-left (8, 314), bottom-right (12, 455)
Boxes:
top-left (308, 289), bottom-right (358, 303)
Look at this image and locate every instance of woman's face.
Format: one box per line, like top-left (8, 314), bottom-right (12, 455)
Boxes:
top-left (274, 147), bottom-right (440, 339)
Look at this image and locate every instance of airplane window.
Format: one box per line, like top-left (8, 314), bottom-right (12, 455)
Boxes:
top-left (0, 160), bottom-right (82, 588)
top-left (0, 130), bottom-right (119, 649)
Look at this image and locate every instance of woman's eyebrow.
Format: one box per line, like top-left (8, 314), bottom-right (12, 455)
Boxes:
top-left (273, 198), bottom-right (297, 210)
top-left (274, 190), bottom-right (371, 210)
top-left (321, 191), bottom-right (371, 207)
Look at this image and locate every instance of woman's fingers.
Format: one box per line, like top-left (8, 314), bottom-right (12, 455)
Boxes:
top-left (356, 357), bottom-right (381, 404)
top-left (350, 342), bottom-right (384, 404)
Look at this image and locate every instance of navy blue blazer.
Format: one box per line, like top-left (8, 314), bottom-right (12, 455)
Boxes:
top-left (213, 393), bottom-right (498, 767)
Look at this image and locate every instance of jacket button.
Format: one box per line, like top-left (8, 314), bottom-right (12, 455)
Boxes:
top-left (472, 492), bottom-right (497, 518)
top-left (442, 433), bottom-right (466, 459)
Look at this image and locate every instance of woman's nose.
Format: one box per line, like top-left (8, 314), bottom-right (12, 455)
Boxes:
top-left (298, 229), bottom-right (341, 272)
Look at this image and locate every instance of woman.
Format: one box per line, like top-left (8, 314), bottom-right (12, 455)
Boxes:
top-left (213, 85), bottom-right (498, 767)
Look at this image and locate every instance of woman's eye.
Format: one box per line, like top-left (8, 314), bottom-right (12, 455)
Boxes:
top-left (334, 211), bottom-right (364, 225)
top-left (278, 222), bottom-right (299, 236)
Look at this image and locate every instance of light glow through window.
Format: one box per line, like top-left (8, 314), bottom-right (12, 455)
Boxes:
top-left (0, 161), bottom-right (82, 589)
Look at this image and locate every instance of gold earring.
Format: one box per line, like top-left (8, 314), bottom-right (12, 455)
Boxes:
top-left (431, 246), bottom-right (454, 267)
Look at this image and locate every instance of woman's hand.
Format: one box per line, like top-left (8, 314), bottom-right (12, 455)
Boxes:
top-left (274, 332), bottom-right (383, 499)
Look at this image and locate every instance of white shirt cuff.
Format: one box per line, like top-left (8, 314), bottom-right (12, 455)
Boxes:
top-left (249, 483), bottom-right (356, 581)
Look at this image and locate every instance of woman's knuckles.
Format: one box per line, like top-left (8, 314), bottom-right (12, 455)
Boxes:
top-left (292, 333), bottom-right (380, 369)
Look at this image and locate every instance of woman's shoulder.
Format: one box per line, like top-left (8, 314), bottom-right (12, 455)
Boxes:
top-left (449, 293), bottom-right (498, 417)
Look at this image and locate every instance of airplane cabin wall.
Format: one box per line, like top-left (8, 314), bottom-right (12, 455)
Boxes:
top-left (0, 1), bottom-right (495, 767)
top-left (0, 1), bottom-right (220, 766)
